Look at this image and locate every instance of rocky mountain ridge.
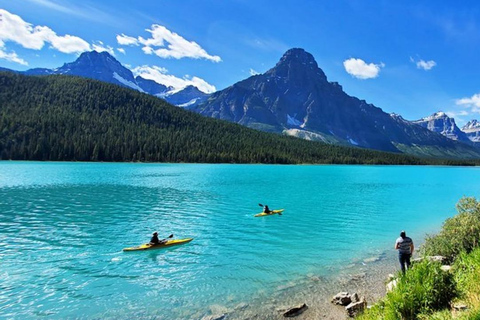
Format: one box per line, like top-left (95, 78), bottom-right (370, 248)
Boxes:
top-left (413, 112), bottom-right (472, 143)
top-left (462, 120), bottom-right (480, 142)
top-left (11, 51), bottom-right (209, 106)
top-left (193, 48), bottom-right (480, 158)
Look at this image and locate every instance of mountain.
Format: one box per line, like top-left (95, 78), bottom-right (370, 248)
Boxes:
top-left (135, 75), bottom-right (170, 96)
top-left (19, 51), bottom-right (208, 106)
top-left (162, 85), bottom-right (210, 108)
top-left (413, 112), bottom-right (472, 143)
top-left (2, 71), bottom-right (465, 165)
top-left (462, 120), bottom-right (480, 143)
top-left (194, 48), bottom-right (480, 159)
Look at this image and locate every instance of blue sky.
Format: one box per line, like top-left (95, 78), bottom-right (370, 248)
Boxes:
top-left (0, 0), bottom-right (479, 125)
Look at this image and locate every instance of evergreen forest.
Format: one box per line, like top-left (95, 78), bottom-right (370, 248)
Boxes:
top-left (0, 72), bottom-right (477, 165)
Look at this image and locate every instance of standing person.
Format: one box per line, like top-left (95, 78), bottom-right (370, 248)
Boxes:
top-left (395, 230), bottom-right (414, 273)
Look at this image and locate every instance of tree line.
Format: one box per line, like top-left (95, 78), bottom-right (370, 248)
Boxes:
top-left (0, 72), bottom-right (477, 166)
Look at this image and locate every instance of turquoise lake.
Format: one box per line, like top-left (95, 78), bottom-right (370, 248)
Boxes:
top-left (1, 162), bottom-right (480, 319)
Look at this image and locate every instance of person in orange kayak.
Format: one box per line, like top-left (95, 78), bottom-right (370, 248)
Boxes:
top-left (263, 205), bottom-right (271, 213)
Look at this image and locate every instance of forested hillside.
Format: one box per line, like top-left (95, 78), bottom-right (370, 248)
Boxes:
top-left (0, 72), bottom-right (476, 165)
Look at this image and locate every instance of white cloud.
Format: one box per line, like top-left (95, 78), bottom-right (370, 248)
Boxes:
top-left (445, 110), bottom-right (470, 127)
top-left (410, 56), bottom-right (437, 71)
top-left (456, 93), bottom-right (480, 114)
top-left (249, 68), bottom-right (259, 76)
top-left (416, 59), bottom-right (436, 70)
top-left (92, 41), bottom-right (115, 56)
top-left (343, 58), bottom-right (384, 79)
top-left (0, 9), bottom-right (91, 54)
top-left (117, 48), bottom-right (126, 54)
top-left (446, 110), bottom-right (469, 118)
top-left (0, 48), bottom-right (28, 65)
top-left (132, 65), bottom-right (216, 93)
top-left (116, 34), bottom-right (139, 46)
top-left (117, 24), bottom-right (221, 62)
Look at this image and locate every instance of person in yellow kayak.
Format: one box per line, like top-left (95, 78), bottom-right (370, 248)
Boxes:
top-left (149, 232), bottom-right (160, 245)
top-left (263, 205), bottom-right (271, 213)
top-left (149, 232), bottom-right (173, 245)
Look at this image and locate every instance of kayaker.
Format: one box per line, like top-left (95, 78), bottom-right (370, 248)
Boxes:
top-left (395, 230), bottom-right (414, 273)
top-left (150, 232), bottom-right (160, 245)
top-left (263, 205), bottom-right (271, 213)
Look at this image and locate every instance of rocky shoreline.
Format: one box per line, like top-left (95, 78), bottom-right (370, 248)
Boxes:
top-left (198, 251), bottom-right (399, 320)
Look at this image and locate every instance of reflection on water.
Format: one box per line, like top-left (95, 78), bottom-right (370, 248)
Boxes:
top-left (1, 162), bottom-right (480, 319)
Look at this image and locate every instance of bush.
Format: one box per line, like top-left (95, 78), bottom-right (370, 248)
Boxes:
top-left (454, 247), bottom-right (480, 308)
top-left (358, 260), bottom-right (456, 320)
top-left (422, 197), bottom-right (480, 263)
top-left (385, 260), bottom-right (456, 319)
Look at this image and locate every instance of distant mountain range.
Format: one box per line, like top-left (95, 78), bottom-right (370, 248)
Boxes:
top-left (413, 112), bottom-right (472, 143)
top-left (193, 48), bottom-right (480, 158)
top-left (2, 48), bottom-right (480, 159)
top-left (4, 51), bottom-right (209, 107)
top-left (414, 112), bottom-right (480, 145)
top-left (4, 71), bottom-right (462, 165)
top-left (462, 120), bottom-right (480, 143)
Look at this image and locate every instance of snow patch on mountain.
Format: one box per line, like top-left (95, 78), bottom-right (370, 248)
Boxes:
top-left (178, 98), bottom-right (200, 108)
top-left (113, 72), bottom-right (144, 92)
top-left (348, 138), bottom-right (359, 146)
top-left (286, 114), bottom-right (303, 127)
top-left (284, 129), bottom-right (329, 142)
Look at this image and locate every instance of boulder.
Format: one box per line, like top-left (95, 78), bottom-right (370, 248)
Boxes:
top-left (283, 303), bottom-right (308, 317)
top-left (201, 314), bottom-right (225, 320)
top-left (440, 265), bottom-right (452, 272)
top-left (428, 256), bottom-right (446, 263)
top-left (346, 297), bottom-right (367, 317)
top-left (332, 292), bottom-right (358, 306)
top-left (386, 279), bottom-right (398, 292)
top-left (411, 257), bottom-right (423, 264)
top-left (452, 303), bottom-right (468, 311)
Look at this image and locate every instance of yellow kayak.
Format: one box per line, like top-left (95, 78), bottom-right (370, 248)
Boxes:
top-left (254, 209), bottom-right (285, 217)
top-left (123, 238), bottom-right (193, 251)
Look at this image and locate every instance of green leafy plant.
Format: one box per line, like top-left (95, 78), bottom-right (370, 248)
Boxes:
top-left (422, 197), bottom-right (480, 263)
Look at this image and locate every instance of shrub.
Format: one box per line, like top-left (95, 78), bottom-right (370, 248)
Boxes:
top-left (422, 197), bottom-right (480, 263)
top-left (454, 247), bottom-right (480, 308)
top-left (358, 260), bottom-right (456, 320)
top-left (384, 260), bottom-right (456, 319)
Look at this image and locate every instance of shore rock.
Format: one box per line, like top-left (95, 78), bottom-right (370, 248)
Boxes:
top-left (283, 303), bottom-right (308, 317)
top-left (440, 265), bottom-right (452, 272)
top-left (201, 314), bottom-right (226, 320)
top-left (345, 296), bottom-right (367, 317)
top-left (386, 278), bottom-right (398, 292)
top-left (332, 292), bottom-right (358, 306)
top-left (428, 256), bottom-right (446, 263)
top-left (412, 257), bottom-right (423, 264)
top-left (453, 303), bottom-right (468, 311)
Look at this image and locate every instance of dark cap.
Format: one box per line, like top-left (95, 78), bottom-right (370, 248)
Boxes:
top-left (400, 230), bottom-right (406, 237)
top-left (153, 232), bottom-right (158, 235)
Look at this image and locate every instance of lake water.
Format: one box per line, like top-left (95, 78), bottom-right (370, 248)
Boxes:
top-left (1, 162), bottom-right (480, 319)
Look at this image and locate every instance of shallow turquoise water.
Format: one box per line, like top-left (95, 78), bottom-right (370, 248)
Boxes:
top-left (1, 162), bottom-right (480, 319)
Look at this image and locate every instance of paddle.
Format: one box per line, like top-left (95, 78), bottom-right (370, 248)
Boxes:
top-left (163, 234), bottom-right (174, 241)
